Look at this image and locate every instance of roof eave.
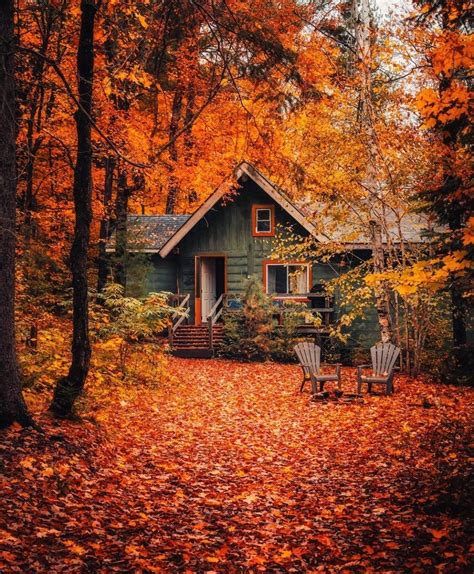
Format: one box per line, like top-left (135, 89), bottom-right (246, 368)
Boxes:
top-left (159, 161), bottom-right (326, 257)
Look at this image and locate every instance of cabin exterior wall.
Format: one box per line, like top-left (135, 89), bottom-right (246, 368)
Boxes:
top-left (123, 177), bottom-right (381, 349)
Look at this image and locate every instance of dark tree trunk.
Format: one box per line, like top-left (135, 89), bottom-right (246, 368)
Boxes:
top-left (443, 148), bottom-right (468, 365)
top-left (165, 84), bottom-right (184, 214)
top-left (184, 83), bottom-right (198, 204)
top-left (0, 0), bottom-right (32, 427)
top-left (114, 167), bottom-right (130, 288)
top-left (448, 210), bottom-right (468, 372)
top-left (21, 2), bottom-right (62, 240)
top-left (113, 167), bottom-right (144, 288)
top-left (51, 0), bottom-right (99, 417)
top-left (97, 156), bottom-right (115, 292)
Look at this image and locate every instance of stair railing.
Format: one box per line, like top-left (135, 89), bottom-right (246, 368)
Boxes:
top-left (168, 293), bottom-right (190, 347)
top-left (207, 293), bottom-right (226, 350)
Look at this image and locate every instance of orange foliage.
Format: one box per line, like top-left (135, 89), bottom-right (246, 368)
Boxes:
top-left (1, 357), bottom-right (472, 572)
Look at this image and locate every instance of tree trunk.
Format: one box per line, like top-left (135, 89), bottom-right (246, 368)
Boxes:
top-left (165, 83), bottom-right (184, 214)
top-left (353, 0), bottom-right (393, 343)
top-left (113, 167), bottom-right (144, 288)
top-left (0, 0), bottom-right (32, 427)
top-left (97, 157), bottom-right (115, 292)
top-left (369, 220), bottom-right (392, 343)
top-left (443, 126), bottom-right (468, 365)
top-left (450, 279), bottom-right (468, 375)
top-left (51, 0), bottom-right (99, 417)
top-left (184, 83), bottom-right (198, 204)
top-left (114, 167), bottom-right (129, 288)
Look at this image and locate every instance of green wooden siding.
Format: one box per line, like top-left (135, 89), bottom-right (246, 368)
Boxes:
top-left (124, 177), bottom-right (381, 348)
top-left (146, 255), bottom-right (178, 293)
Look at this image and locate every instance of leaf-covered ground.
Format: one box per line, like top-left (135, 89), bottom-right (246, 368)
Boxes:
top-left (1, 358), bottom-right (473, 573)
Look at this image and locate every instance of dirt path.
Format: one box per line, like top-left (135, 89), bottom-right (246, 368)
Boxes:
top-left (1, 359), bottom-right (472, 572)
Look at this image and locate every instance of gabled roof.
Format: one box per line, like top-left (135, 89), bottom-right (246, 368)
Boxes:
top-left (158, 161), bottom-right (327, 258)
top-left (106, 162), bottom-right (436, 256)
top-left (106, 215), bottom-right (190, 253)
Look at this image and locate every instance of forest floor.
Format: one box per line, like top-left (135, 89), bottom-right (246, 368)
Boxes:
top-left (1, 351), bottom-right (473, 573)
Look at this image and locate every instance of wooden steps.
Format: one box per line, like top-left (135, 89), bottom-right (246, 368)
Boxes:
top-left (172, 324), bottom-right (224, 358)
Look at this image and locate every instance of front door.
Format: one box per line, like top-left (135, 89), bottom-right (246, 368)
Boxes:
top-left (201, 257), bottom-right (217, 322)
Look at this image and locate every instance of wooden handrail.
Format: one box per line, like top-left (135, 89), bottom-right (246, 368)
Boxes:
top-left (169, 294), bottom-right (190, 346)
top-left (207, 293), bottom-right (225, 324)
top-left (172, 293), bottom-right (190, 332)
top-left (207, 293), bottom-right (226, 350)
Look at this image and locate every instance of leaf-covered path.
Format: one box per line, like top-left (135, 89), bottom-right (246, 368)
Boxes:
top-left (1, 359), bottom-right (472, 572)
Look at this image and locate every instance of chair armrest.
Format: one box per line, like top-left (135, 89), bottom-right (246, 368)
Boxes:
top-left (320, 363), bottom-right (341, 377)
top-left (357, 364), bottom-right (371, 372)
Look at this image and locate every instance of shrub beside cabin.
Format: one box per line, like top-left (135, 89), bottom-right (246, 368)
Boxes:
top-left (107, 162), bottom-right (428, 358)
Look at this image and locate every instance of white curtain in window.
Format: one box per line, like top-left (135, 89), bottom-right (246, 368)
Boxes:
top-left (289, 265), bottom-right (307, 294)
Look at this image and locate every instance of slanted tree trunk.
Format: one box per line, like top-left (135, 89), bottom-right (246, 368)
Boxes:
top-left (51, 0), bottom-right (100, 417)
top-left (0, 0), bottom-right (32, 427)
top-left (97, 157), bottom-right (115, 292)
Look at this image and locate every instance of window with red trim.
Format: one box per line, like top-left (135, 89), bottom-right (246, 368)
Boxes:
top-left (263, 261), bottom-right (310, 295)
top-left (252, 205), bottom-right (275, 236)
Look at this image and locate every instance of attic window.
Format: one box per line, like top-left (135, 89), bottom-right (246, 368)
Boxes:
top-left (252, 205), bottom-right (275, 236)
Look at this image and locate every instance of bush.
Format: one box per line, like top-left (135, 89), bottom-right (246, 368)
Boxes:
top-left (220, 278), bottom-right (317, 362)
top-left (94, 283), bottom-right (186, 377)
top-left (220, 278), bottom-right (274, 360)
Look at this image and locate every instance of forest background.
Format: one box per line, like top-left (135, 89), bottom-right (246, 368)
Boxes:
top-left (0, 0), bottom-right (472, 427)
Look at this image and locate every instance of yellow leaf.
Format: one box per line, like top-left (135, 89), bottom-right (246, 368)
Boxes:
top-left (20, 456), bottom-right (35, 469)
top-left (63, 540), bottom-right (86, 555)
top-left (137, 13), bottom-right (148, 29)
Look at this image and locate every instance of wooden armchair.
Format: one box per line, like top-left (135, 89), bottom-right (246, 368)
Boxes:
top-left (357, 343), bottom-right (400, 395)
top-left (294, 342), bottom-right (341, 394)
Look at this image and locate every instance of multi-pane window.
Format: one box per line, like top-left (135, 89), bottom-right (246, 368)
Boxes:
top-left (252, 205), bottom-right (275, 236)
top-left (265, 263), bottom-right (309, 295)
top-left (256, 208), bottom-right (272, 233)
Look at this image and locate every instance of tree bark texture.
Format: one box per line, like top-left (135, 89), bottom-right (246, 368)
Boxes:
top-left (0, 0), bottom-right (32, 427)
top-left (165, 84), bottom-right (184, 214)
top-left (369, 220), bottom-right (392, 343)
top-left (97, 157), bottom-right (115, 292)
top-left (51, 0), bottom-right (99, 416)
top-left (114, 167), bottom-right (130, 288)
top-left (113, 167), bottom-right (144, 289)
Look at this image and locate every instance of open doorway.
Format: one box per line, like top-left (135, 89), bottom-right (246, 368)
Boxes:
top-left (195, 255), bottom-right (226, 324)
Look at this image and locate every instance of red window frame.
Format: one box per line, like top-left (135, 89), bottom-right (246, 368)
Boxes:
top-left (252, 204), bottom-right (275, 237)
top-left (262, 259), bottom-right (312, 299)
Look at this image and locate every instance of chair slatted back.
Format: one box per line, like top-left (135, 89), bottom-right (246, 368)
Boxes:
top-left (370, 343), bottom-right (400, 376)
top-left (294, 342), bottom-right (321, 375)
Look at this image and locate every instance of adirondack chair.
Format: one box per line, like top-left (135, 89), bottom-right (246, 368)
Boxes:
top-left (357, 343), bottom-right (400, 395)
top-left (294, 342), bottom-right (341, 394)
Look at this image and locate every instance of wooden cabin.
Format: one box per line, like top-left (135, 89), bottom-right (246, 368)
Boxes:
top-left (107, 161), bottom-right (426, 357)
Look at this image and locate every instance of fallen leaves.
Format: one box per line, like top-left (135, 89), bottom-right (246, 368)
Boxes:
top-left (0, 358), bottom-right (472, 572)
